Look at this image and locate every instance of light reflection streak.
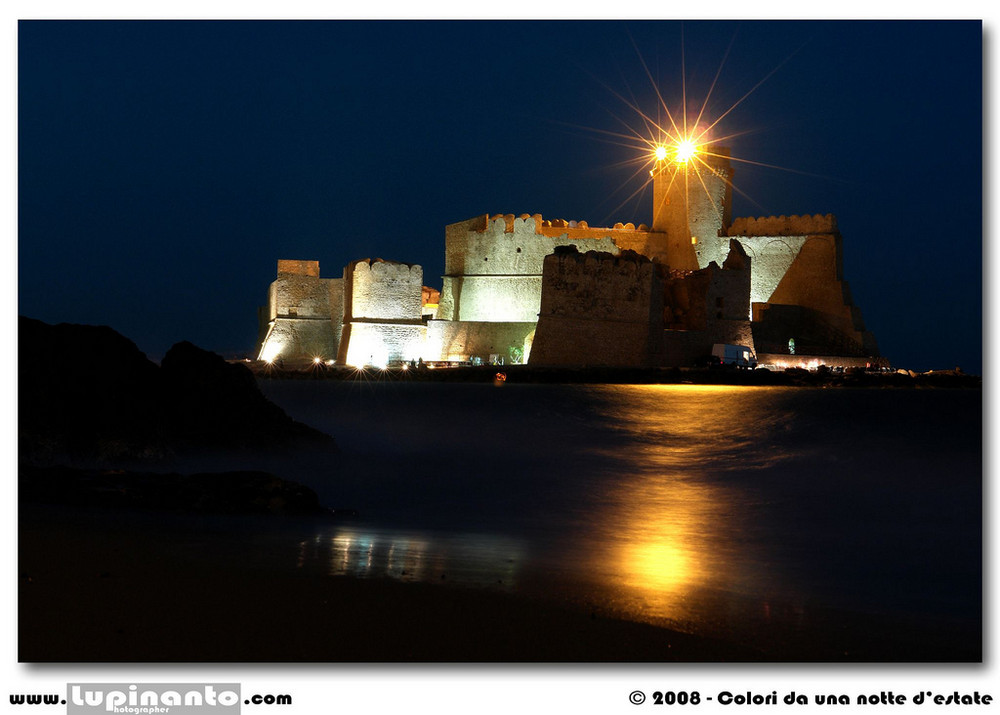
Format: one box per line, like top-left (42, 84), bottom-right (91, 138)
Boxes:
top-left (295, 528), bottom-right (523, 591)
top-left (579, 385), bottom-right (798, 627)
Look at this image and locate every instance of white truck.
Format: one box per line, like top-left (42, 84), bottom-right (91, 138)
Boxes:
top-left (711, 343), bottom-right (757, 369)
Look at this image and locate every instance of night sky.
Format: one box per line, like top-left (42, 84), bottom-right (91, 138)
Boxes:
top-left (17, 20), bottom-right (982, 373)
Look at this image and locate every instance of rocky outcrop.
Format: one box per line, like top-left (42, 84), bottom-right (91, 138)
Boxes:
top-left (18, 316), bottom-right (334, 465)
top-left (159, 340), bottom-right (328, 450)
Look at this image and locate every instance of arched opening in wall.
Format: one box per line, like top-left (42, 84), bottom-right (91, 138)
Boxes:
top-left (763, 238), bottom-right (795, 254)
top-left (801, 236), bottom-right (833, 247)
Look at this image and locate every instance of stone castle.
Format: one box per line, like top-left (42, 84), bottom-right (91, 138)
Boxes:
top-left (256, 146), bottom-right (881, 369)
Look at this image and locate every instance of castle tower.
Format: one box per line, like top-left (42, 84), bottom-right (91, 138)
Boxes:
top-left (652, 145), bottom-right (733, 270)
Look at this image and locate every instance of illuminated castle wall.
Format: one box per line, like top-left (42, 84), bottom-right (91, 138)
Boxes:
top-left (436, 213), bottom-right (619, 323)
top-left (529, 240), bottom-right (754, 367)
top-left (258, 258), bottom-right (427, 368)
top-left (256, 146), bottom-right (881, 368)
top-left (339, 259), bottom-right (426, 367)
top-left (429, 213), bottom-right (624, 364)
top-left (257, 260), bottom-right (342, 364)
top-left (528, 248), bottom-right (665, 367)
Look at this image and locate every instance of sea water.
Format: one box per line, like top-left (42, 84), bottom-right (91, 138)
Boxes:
top-left (255, 379), bottom-right (982, 653)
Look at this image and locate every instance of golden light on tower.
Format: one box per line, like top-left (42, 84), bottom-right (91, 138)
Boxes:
top-left (653, 137), bottom-right (701, 165)
top-left (674, 138), bottom-right (698, 163)
top-left (580, 32), bottom-right (805, 225)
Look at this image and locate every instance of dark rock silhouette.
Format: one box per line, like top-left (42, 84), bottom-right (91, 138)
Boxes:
top-left (159, 339), bottom-right (327, 450)
top-left (18, 316), bottom-right (334, 464)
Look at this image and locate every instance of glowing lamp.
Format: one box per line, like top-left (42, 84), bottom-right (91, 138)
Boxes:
top-left (674, 139), bottom-right (697, 163)
top-left (259, 339), bottom-right (283, 364)
top-left (654, 145), bottom-right (668, 161)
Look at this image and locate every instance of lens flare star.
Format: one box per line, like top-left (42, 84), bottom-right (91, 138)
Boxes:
top-left (566, 27), bottom-right (813, 227)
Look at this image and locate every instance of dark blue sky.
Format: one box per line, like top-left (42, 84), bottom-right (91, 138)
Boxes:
top-left (18, 20), bottom-right (982, 373)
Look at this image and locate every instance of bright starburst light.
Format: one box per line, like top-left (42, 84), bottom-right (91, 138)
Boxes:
top-left (672, 138), bottom-right (699, 163)
top-left (570, 27), bottom-right (810, 225)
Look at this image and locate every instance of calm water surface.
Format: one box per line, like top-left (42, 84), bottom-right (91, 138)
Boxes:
top-left (254, 380), bottom-right (981, 650)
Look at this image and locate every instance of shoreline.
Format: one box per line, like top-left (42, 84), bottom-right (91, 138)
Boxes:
top-left (245, 363), bottom-right (979, 388)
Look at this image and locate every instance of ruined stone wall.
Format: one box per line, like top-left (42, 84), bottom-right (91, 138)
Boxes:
top-left (711, 241), bottom-right (753, 322)
top-left (537, 248), bottom-right (660, 323)
top-left (664, 270), bottom-right (710, 331)
top-left (664, 240), bottom-right (751, 329)
top-left (425, 320), bottom-right (536, 364)
top-left (659, 240), bottom-right (755, 366)
top-left (529, 247), bottom-right (662, 367)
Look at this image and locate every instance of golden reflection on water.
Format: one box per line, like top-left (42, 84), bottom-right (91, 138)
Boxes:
top-left (290, 385), bottom-right (802, 629)
top-left (587, 385), bottom-right (794, 626)
top-left (607, 475), bottom-right (728, 624)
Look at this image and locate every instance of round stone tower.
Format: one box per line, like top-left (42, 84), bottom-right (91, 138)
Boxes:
top-left (652, 145), bottom-right (734, 270)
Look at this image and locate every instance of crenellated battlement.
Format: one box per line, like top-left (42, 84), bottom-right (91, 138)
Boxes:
top-left (476, 213), bottom-right (651, 235)
top-left (349, 257), bottom-right (422, 278)
top-left (727, 214), bottom-right (838, 237)
top-left (552, 245), bottom-right (653, 269)
top-left (539, 246), bottom-right (660, 326)
top-left (346, 258), bottom-right (423, 325)
top-left (480, 213), bottom-right (541, 233)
